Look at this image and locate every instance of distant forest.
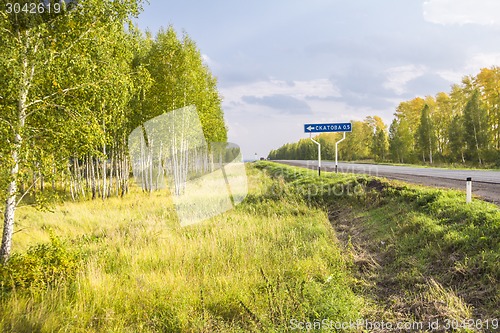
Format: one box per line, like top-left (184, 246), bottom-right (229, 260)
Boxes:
top-left (268, 66), bottom-right (500, 167)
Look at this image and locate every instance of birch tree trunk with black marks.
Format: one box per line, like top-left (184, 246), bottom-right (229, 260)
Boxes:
top-left (1, 32), bottom-right (34, 262)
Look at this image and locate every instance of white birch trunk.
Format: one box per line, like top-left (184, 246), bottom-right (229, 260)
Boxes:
top-left (102, 146), bottom-right (107, 199)
top-left (1, 36), bottom-right (33, 261)
top-left (149, 138), bottom-right (153, 193)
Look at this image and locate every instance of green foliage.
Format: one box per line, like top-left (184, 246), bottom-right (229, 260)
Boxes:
top-left (0, 234), bottom-right (84, 293)
top-left (269, 67), bottom-right (500, 167)
top-left (463, 90), bottom-right (489, 164)
top-left (139, 27), bottom-right (227, 144)
top-left (258, 161), bottom-right (500, 318)
top-left (448, 114), bottom-right (466, 162)
top-left (417, 104), bottom-right (435, 163)
top-left (269, 118), bottom-right (382, 161)
top-left (268, 138), bottom-right (316, 160)
top-left (0, 1), bottom-right (228, 260)
top-left (372, 127), bottom-right (388, 161)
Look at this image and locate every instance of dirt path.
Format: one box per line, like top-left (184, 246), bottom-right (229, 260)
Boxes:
top-left (329, 206), bottom-right (490, 333)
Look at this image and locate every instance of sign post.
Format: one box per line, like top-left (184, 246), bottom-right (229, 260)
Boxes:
top-left (304, 122), bottom-right (352, 176)
top-left (310, 134), bottom-right (321, 176)
top-left (335, 132), bottom-right (346, 173)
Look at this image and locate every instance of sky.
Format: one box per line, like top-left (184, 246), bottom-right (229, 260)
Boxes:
top-left (135, 0), bottom-right (500, 160)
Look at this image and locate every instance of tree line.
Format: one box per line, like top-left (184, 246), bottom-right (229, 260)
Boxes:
top-left (269, 67), bottom-right (500, 167)
top-left (0, 0), bottom-right (226, 261)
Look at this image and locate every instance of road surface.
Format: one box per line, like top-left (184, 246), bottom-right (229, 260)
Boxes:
top-left (273, 160), bottom-right (500, 205)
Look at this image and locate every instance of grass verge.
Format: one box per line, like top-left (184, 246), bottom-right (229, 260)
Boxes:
top-left (315, 159), bottom-right (500, 171)
top-left (256, 161), bottom-right (500, 331)
top-left (0, 164), bottom-right (363, 332)
top-left (2, 161), bottom-right (498, 332)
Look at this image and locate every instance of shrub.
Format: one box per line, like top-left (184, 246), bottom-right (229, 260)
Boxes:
top-left (0, 234), bottom-right (84, 294)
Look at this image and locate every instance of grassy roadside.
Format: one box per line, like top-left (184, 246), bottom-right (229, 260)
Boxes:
top-left (1, 161), bottom-right (498, 332)
top-left (0, 164), bottom-right (364, 332)
top-left (257, 161), bottom-right (500, 329)
top-left (299, 159), bottom-right (500, 171)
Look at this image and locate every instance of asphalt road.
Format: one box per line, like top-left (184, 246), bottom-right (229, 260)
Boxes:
top-left (273, 160), bottom-right (500, 205)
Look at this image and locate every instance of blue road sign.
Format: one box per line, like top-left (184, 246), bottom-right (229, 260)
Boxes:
top-left (304, 122), bottom-right (352, 133)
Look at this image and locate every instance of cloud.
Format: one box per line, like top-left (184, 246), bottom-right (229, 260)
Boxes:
top-left (383, 65), bottom-right (427, 95)
top-left (138, 0), bottom-right (500, 161)
top-left (466, 53), bottom-right (500, 71)
top-left (221, 78), bottom-right (340, 110)
top-left (437, 52), bottom-right (500, 83)
top-left (224, 98), bottom-right (394, 161)
top-left (423, 0), bottom-right (500, 26)
top-left (404, 72), bottom-right (454, 96)
top-left (436, 70), bottom-right (466, 83)
top-left (241, 94), bottom-right (311, 114)
top-left (201, 54), bottom-right (212, 65)
top-left (325, 64), bottom-right (411, 110)
top-left (223, 78), bottom-right (339, 99)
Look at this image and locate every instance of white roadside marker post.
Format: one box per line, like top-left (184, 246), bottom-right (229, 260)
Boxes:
top-left (335, 132), bottom-right (346, 174)
top-left (310, 133), bottom-right (321, 176)
top-left (466, 177), bottom-right (472, 203)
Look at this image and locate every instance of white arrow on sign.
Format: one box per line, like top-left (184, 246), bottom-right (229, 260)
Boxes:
top-left (306, 125), bottom-right (314, 131)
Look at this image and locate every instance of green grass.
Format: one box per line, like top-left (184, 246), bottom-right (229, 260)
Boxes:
top-left (322, 158), bottom-right (500, 170)
top-left (1, 161), bottom-right (498, 332)
top-left (0, 165), bottom-right (363, 332)
top-left (256, 161), bottom-right (500, 323)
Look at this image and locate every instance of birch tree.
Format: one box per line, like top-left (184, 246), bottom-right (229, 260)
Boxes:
top-left (463, 91), bottom-right (488, 164)
top-left (448, 115), bottom-right (466, 163)
top-left (476, 67), bottom-right (500, 151)
top-left (433, 92), bottom-right (452, 157)
top-left (0, 0), bottom-right (142, 262)
top-left (417, 104), bottom-right (435, 164)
